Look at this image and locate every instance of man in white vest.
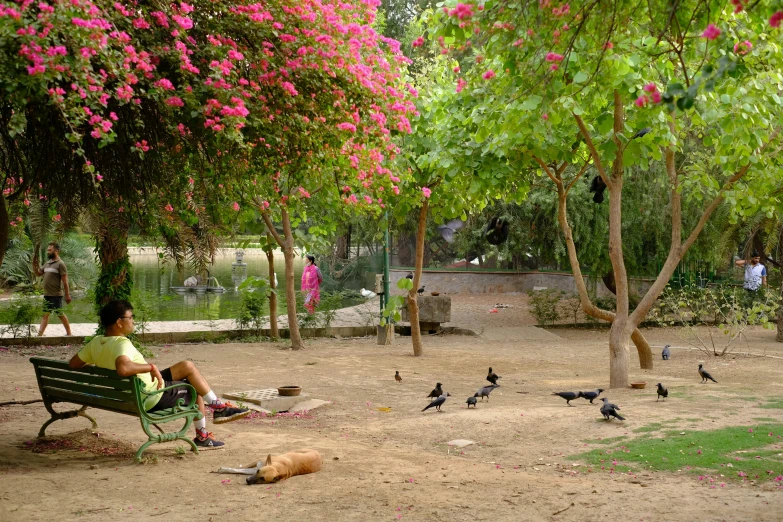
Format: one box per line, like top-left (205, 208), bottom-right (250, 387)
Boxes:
top-left (735, 251), bottom-right (767, 292)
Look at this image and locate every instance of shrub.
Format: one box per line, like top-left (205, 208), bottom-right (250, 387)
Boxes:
top-left (236, 277), bottom-right (272, 335)
top-left (527, 288), bottom-right (562, 325)
top-left (0, 295), bottom-right (41, 338)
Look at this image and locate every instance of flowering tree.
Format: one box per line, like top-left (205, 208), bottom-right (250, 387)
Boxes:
top-left (423, 1), bottom-right (783, 386)
top-left (0, 0), bottom-right (415, 330)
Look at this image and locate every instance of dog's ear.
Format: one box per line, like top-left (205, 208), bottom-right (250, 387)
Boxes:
top-left (265, 454), bottom-right (272, 466)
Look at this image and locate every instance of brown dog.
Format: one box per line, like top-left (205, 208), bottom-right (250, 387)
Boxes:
top-left (243, 449), bottom-right (323, 485)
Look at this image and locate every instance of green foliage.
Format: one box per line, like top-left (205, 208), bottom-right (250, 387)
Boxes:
top-left (380, 277), bottom-right (413, 327)
top-left (0, 295), bottom-right (41, 339)
top-left (649, 284), bottom-right (780, 355)
top-left (0, 237), bottom-right (36, 289)
top-left (236, 277), bottom-right (272, 335)
top-left (573, 424), bottom-right (783, 482)
top-left (93, 255), bottom-right (133, 317)
top-left (297, 290), bottom-right (351, 330)
top-left (527, 289), bottom-right (562, 325)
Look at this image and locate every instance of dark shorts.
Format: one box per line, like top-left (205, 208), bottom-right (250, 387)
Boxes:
top-left (43, 296), bottom-right (64, 316)
top-left (148, 367), bottom-right (195, 412)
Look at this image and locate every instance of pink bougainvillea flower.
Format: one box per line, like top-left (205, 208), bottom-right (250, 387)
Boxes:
top-left (421, 187), bottom-right (432, 198)
top-left (545, 52), bottom-right (564, 62)
top-left (164, 204), bottom-right (174, 212)
top-left (733, 40), bottom-right (753, 55)
top-left (643, 83), bottom-right (657, 93)
top-left (456, 78), bottom-right (468, 93)
top-left (53, 214), bottom-right (61, 222)
top-left (748, 428), bottom-right (753, 433)
top-left (232, 201), bottom-right (240, 211)
top-left (541, 113), bottom-right (548, 120)
top-left (411, 36), bottom-right (425, 48)
top-left (337, 122), bottom-right (357, 132)
top-left (482, 69), bottom-right (496, 80)
top-left (702, 24), bottom-right (721, 40)
top-left (770, 11), bottom-right (783, 28)
top-left (634, 95), bottom-right (648, 107)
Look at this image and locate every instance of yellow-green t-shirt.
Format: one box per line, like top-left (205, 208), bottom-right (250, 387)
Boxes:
top-left (77, 336), bottom-right (160, 411)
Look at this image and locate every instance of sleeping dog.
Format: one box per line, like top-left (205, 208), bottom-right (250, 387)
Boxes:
top-left (218, 449), bottom-right (323, 485)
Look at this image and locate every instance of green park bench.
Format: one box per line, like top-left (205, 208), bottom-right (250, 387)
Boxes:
top-left (30, 356), bottom-right (202, 462)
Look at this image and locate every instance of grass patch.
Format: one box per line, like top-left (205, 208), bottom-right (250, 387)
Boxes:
top-left (760, 399), bottom-right (783, 410)
top-left (633, 423), bottom-right (664, 433)
top-left (571, 423), bottom-right (783, 482)
top-left (753, 417), bottom-right (778, 422)
top-left (583, 435), bottom-right (628, 445)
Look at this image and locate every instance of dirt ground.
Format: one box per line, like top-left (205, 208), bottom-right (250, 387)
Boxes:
top-left (1, 294), bottom-right (783, 521)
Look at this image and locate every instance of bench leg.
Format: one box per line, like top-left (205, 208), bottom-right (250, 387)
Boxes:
top-left (38, 405), bottom-right (98, 437)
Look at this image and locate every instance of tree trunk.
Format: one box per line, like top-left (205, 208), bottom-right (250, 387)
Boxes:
top-left (265, 237), bottom-right (278, 339)
top-left (407, 201), bottom-right (428, 357)
top-left (609, 321), bottom-right (631, 388)
top-left (94, 209), bottom-right (132, 314)
top-left (280, 210), bottom-right (303, 350)
top-left (335, 225), bottom-right (351, 259)
top-left (0, 196), bottom-right (9, 269)
top-left (777, 277), bottom-right (783, 342)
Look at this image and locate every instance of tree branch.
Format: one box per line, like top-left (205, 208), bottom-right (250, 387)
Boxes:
top-left (574, 113), bottom-right (612, 189)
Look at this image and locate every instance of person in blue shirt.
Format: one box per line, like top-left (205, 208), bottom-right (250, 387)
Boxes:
top-left (735, 251), bottom-right (767, 292)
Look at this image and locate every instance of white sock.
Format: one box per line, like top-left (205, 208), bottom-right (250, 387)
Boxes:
top-left (203, 391), bottom-right (219, 404)
top-left (194, 418), bottom-right (206, 430)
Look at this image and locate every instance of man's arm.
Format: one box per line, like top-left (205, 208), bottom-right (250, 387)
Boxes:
top-left (763, 266), bottom-right (768, 287)
top-left (735, 259), bottom-right (747, 267)
top-left (61, 274), bottom-right (72, 304)
top-left (115, 356), bottom-right (163, 389)
top-left (69, 353), bottom-right (87, 369)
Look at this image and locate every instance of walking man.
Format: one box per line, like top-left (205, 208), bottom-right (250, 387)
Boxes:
top-left (735, 251), bottom-right (768, 292)
top-left (33, 242), bottom-right (72, 336)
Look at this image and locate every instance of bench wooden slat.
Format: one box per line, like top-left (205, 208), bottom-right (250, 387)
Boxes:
top-left (31, 357), bottom-right (131, 380)
top-left (39, 377), bottom-right (135, 402)
top-left (38, 367), bottom-right (135, 390)
top-left (42, 387), bottom-right (140, 415)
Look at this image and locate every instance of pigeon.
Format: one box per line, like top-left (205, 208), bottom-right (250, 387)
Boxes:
top-left (600, 398), bottom-right (625, 421)
top-left (437, 219), bottom-right (466, 244)
top-left (589, 176), bottom-right (607, 203)
top-left (417, 286), bottom-right (426, 295)
top-left (360, 288), bottom-right (377, 299)
top-left (553, 391), bottom-right (583, 406)
top-left (474, 384), bottom-right (500, 401)
top-left (632, 127), bottom-right (652, 139)
top-left (405, 272), bottom-right (414, 280)
top-left (426, 382), bottom-right (443, 401)
top-left (662, 345), bottom-right (671, 360)
top-left (656, 383), bottom-right (668, 402)
top-left (698, 364), bottom-right (717, 383)
top-left (466, 396), bottom-right (477, 408)
top-left (422, 393), bottom-right (450, 412)
top-left (395, 371), bottom-right (402, 384)
top-left (580, 388), bottom-right (605, 404)
top-left (486, 367), bottom-right (501, 385)
top-left (485, 216), bottom-right (510, 245)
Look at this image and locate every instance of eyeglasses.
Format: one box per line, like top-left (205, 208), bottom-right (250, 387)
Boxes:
top-left (121, 315), bottom-right (135, 321)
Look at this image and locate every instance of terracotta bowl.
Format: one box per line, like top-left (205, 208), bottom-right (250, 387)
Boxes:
top-left (277, 386), bottom-right (302, 396)
top-left (430, 292), bottom-right (440, 296)
top-left (630, 382), bottom-right (647, 389)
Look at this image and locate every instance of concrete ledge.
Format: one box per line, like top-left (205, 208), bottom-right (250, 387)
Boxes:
top-left (0, 324), bottom-right (479, 347)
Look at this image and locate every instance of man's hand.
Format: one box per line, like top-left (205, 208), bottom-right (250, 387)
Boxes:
top-left (149, 364), bottom-right (164, 390)
top-left (65, 295), bottom-right (72, 305)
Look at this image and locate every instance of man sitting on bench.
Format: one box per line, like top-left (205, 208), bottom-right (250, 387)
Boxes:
top-left (69, 300), bottom-right (250, 449)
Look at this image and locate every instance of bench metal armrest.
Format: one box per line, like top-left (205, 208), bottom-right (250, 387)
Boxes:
top-left (137, 380), bottom-right (199, 413)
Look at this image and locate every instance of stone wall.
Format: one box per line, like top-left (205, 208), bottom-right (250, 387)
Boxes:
top-left (388, 269), bottom-right (654, 297)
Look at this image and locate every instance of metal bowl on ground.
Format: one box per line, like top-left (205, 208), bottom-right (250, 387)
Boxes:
top-left (277, 386), bottom-right (302, 396)
top-left (630, 382), bottom-right (647, 389)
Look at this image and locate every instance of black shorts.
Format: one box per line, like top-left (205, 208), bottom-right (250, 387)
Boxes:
top-left (43, 296), bottom-right (64, 316)
top-left (148, 367), bottom-right (195, 412)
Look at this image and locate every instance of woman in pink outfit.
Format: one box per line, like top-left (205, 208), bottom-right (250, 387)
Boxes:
top-left (301, 255), bottom-right (323, 313)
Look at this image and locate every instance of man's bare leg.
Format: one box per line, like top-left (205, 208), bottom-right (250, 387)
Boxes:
top-left (38, 313), bottom-right (50, 337)
top-left (58, 314), bottom-right (72, 336)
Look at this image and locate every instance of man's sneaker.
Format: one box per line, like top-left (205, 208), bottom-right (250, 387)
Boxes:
top-left (211, 401), bottom-right (252, 424)
top-left (193, 431), bottom-right (225, 450)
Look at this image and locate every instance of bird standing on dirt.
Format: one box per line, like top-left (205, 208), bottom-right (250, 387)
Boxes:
top-left (553, 391), bottom-right (583, 406)
top-left (417, 286), bottom-right (426, 295)
top-left (422, 393), bottom-right (450, 412)
top-left (600, 398), bottom-right (625, 421)
top-left (395, 371), bottom-right (402, 384)
top-left (486, 367), bottom-right (501, 385)
top-left (662, 345), bottom-right (671, 360)
top-left (580, 389), bottom-right (604, 404)
top-left (466, 396), bottom-right (477, 408)
top-left (474, 384), bottom-right (500, 401)
top-left (656, 383), bottom-right (668, 402)
top-left (406, 272), bottom-right (414, 280)
top-left (698, 364), bottom-right (718, 383)
top-left (426, 382), bottom-right (443, 401)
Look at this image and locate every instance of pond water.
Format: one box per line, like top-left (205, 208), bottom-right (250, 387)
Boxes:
top-left (56, 251), bottom-right (306, 323)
